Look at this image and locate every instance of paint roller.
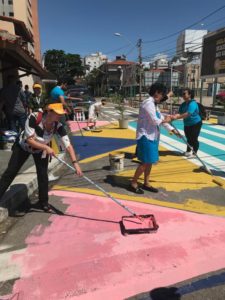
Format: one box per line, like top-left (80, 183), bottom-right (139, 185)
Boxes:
top-left (171, 123), bottom-right (224, 187)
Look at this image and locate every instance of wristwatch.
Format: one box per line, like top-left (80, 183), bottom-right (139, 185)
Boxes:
top-left (72, 160), bottom-right (77, 164)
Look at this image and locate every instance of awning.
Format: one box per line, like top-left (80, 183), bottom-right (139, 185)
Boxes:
top-left (0, 38), bottom-right (49, 78)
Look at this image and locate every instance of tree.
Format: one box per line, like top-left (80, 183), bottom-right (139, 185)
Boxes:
top-left (44, 49), bottom-right (84, 79)
top-left (85, 69), bottom-right (103, 96)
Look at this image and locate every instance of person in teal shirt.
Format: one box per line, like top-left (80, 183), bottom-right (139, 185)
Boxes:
top-left (50, 79), bottom-right (68, 105)
top-left (50, 79), bottom-right (82, 121)
top-left (171, 88), bottom-right (202, 157)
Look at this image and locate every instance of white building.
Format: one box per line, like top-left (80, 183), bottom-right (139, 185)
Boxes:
top-left (150, 58), bottom-right (169, 69)
top-left (177, 29), bottom-right (208, 57)
top-left (84, 52), bottom-right (108, 74)
top-left (0, 0), bottom-right (14, 17)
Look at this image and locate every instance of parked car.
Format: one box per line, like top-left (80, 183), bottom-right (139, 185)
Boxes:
top-left (216, 90), bottom-right (225, 105)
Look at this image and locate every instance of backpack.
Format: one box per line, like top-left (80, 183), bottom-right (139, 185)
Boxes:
top-left (188, 100), bottom-right (207, 120)
top-left (35, 111), bottom-right (58, 132)
top-left (197, 102), bottom-right (207, 120)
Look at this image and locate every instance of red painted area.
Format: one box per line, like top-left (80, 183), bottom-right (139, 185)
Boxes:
top-left (68, 120), bottom-right (110, 133)
top-left (7, 191), bottom-right (225, 299)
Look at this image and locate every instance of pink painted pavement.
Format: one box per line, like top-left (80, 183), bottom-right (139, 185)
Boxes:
top-left (68, 120), bottom-right (111, 132)
top-left (7, 190), bottom-right (225, 300)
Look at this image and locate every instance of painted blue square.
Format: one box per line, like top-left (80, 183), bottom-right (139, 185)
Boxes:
top-left (71, 136), bottom-right (136, 160)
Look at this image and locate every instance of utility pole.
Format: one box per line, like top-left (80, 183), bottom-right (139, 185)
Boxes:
top-left (170, 63), bottom-right (173, 114)
top-left (137, 38), bottom-right (142, 103)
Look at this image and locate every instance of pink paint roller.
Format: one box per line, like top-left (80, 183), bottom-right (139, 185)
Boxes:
top-left (54, 155), bottom-right (159, 235)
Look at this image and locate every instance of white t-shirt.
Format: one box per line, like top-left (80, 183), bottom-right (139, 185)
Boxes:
top-left (88, 102), bottom-right (102, 119)
top-left (136, 96), bottom-right (173, 141)
top-left (19, 112), bottom-right (70, 153)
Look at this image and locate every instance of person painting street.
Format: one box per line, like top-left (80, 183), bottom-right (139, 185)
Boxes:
top-left (130, 83), bottom-right (177, 194)
top-left (85, 98), bottom-right (106, 130)
top-left (170, 88), bottom-right (202, 157)
top-left (0, 103), bottom-right (82, 219)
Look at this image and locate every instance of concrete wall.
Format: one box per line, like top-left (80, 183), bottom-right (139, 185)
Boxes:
top-left (0, 21), bottom-right (15, 35)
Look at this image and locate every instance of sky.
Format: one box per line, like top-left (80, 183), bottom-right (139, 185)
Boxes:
top-left (38, 0), bottom-right (225, 62)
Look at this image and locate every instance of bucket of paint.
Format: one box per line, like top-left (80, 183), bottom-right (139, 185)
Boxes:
top-left (109, 151), bottom-right (125, 171)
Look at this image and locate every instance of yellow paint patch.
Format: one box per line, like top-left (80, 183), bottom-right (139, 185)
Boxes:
top-left (208, 117), bottom-right (218, 124)
top-left (73, 123), bottom-right (136, 139)
top-left (52, 185), bottom-right (225, 217)
top-left (80, 145), bottom-right (136, 163)
top-left (117, 146), bottom-right (221, 192)
top-left (51, 137), bottom-right (59, 154)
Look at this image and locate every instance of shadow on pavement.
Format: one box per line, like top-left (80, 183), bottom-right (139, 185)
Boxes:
top-left (28, 204), bottom-right (119, 224)
top-left (126, 287), bottom-right (181, 300)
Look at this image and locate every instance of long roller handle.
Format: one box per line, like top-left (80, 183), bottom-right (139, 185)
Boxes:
top-left (54, 155), bottom-right (139, 217)
top-left (171, 123), bottom-right (212, 175)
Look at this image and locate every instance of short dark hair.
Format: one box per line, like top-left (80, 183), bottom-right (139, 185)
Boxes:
top-left (149, 83), bottom-right (167, 97)
top-left (183, 88), bottom-right (194, 98)
top-left (57, 78), bottom-right (68, 86)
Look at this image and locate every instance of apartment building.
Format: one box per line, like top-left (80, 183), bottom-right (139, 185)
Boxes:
top-left (0, 0), bottom-right (45, 87)
top-left (0, 0), bottom-right (14, 17)
top-left (0, 0), bottom-right (41, 62)
top-left (176, 29), bottom-right (208, 58)
top-left (84, 52), bottom-right (108, 74)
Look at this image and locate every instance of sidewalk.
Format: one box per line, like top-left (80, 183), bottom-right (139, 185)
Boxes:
top-left (0, 147), bottom-right (65, 222)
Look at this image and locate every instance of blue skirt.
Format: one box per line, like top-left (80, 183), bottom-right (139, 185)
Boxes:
top-left (137, 135), bottom-right (159, 164)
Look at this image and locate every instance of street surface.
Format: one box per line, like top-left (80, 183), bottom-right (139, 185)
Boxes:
top-left (0, 103), bottom-right (225, 299)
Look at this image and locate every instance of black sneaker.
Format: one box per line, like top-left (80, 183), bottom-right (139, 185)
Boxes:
top-left (142, 185), bottom-right (158, 193)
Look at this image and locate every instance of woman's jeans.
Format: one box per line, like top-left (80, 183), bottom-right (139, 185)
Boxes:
top-left (0, 143), bottom-right (49, 207)
top-left (184, 121), bottom-right (202, 153)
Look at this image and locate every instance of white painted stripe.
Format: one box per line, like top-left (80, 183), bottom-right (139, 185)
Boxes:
top-left (0, 249), bottom-right (24, 281)
top-left (201, 128), bottom-right (225, 139)
top-left (160, 135), bottom-right (225, 171)
top-left (177, 129), bottom-right (225, 152)
top-left (210, 124), bottom-right (225, 132)
top-left (125, 110), bottom-right (138, 114)
top-left (129, 123), bottom-right (225, 171)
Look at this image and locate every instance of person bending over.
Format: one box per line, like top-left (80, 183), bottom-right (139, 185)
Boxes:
top-left (86, 98), bottom-right (106, 130)
top-left (0, 103), bottom-right (82, 219)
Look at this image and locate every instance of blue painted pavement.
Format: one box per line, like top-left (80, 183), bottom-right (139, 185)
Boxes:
top-left (71, 136), bottom-right (136, 160)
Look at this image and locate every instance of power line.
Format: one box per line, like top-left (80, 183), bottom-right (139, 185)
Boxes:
top-left (105, 43), bottom-right (132, 55)
top-left (143, 4), bottom-right (225, 44)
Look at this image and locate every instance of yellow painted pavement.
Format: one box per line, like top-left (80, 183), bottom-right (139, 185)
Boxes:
top-left (54, 121), bottom-right (225, 217)
top-left (53, 143), bottom-right (225, 217)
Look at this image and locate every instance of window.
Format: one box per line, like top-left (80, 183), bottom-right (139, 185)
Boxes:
top-left (8, 0), bottom-right (13, 4)
top-left (9, 12), bottom-right (14, 16)
top-left (2, 0), bottom-right (4, 4)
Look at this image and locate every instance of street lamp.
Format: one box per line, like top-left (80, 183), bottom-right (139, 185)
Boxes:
top-left (114, 32), bottom-right (143, 103)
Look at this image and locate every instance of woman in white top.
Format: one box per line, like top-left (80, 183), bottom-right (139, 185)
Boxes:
top-left (130, 84), bottom-right (176, 194)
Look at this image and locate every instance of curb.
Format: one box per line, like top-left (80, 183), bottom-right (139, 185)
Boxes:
top-left (0, 152), bottom-right (66, 223)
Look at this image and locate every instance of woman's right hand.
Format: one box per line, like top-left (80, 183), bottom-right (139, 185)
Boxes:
top-left (45, 146), bottom-right (55, 156)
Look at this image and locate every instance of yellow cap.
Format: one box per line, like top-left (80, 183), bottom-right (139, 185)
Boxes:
top-left (48, 103), bottom-right (65, 115)
top-left (33, 83), bottom-right (42, 89)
